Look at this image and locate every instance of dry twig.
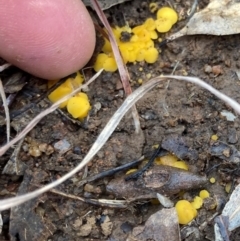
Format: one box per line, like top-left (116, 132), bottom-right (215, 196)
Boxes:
top-left (91, 0), bottom-right (141, 132)
top-left (0, 79), bottom-right (10, 143)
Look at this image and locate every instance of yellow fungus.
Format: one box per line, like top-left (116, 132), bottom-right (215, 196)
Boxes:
top-left (155, 18), bottom-right (173, 33)
top-left (126, 168), bottom-right (138, 175)
top-left (103, 56), bottom-right (118, 72)
top-left (175, 200), bottom-right (197, 224)
top-left (138, 78), bottom-right (143, 85)
top-left (144, 47), bottom-right (159, 63)
top-left (199, 190), bottom-right (210, 199)
top-left (209, 177), bottom-right (216, 183)
top-left (157, 7), bottom-right (178, 24)
top-left (93, 53), bottom-right (117, 72)
top-left (144, 18), bottom-right (156, 31)
top-left (48, 72), bottom-right (83, 108)
top-left (93, 7), bottom-right (178, 72)
top-left (149, 3), bottom-right (158, 13)
top-left (67, 93), bottom-right (91, 119)
top-left (191, 196), bottom-right (203, 210)
top-left (155, 154), bottom-right (177, 166)
top-left (102, 39), bottom-right (112, 54)
top-left (93, 53), bottom-right (108, 72)
top-left (136, 49), bottom-right (145, 62)
top-left (155, 7), bottom-right (178, 33)
top-left (225, 182), bottom-right (231, 193)
top-left (173, 161), bottom-right (188, 170)
top-left (211, 135), bottom-right (218, 141)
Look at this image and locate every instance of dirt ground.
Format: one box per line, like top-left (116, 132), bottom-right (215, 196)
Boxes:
top-left (1, 0), bottom-right (240, 240)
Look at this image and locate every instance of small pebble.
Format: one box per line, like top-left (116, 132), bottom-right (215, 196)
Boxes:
top-left (204, 64), bottom-right (212, 74)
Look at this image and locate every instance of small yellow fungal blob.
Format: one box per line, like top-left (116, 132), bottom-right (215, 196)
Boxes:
top-left (102, 38), bottom-right (112, 54)
top-left (209, 177), bottom-right (216, 183)
top-left (211, 135), bottom-right (218, 141)
top-left (199, 190), bottom-right (210, 199)
top-left (175, 200), bottom-right (197, 224)
top-left (93, 53), bottom-right (118, 72)
top-left (225, 182), bottom-right (231, 193)
top-left (152, 144), bottom-right (159, 149)
top-left (155, 154), bottom-right (188, 170)
top-left (144, 47), bottom-right (159, 63)
top-left (146, 73), bottom-right (152, 79)
top-left (155, 7), bottom-right (178, 33)
top-left (48, 72), bottom-right (84, 108)
top-left (103, 56), bottom-right (118, 72)
top-left (157, 7), bottom-right (178, 24)
top-left (155, 154), bottom-right (178, 166)
top-left (155, 18), bottom-right (173, 33)
top-left (149, 3), bottom-right (158, 13)
top-left (93, 53), bottom-right (108, 72)
top-left (191, 196), bottom-right (203, 210)
top-left (126, 168), bottom-right (138, 175)
top-left (67, 93), bottom-right (91, 119)
top-left (173, 161), bottom-right (188, 170)
top-left (139, 67), bottom-right (143, 71)
top-left (138, 78), bottom-right (143, 85)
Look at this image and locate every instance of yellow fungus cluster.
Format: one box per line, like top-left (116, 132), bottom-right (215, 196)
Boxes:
top-left (155, 154), bottom-right (188, 170)
top-left (175, 190), bottom-right (210, 224)
top-left (94, 6), bottom-right (178, 72)
top-left (48, 72), bottom-right (91, 120)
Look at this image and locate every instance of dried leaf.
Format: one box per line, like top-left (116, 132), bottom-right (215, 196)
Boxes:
top-left (221, 184), bottom-right (240, 231)
top-left (168, 0), bottom-right (240, 42)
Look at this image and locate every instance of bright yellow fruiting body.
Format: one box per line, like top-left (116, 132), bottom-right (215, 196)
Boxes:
top-left (225, 182), bottom-right (231, 193)
top-left (199, 190), bottom-right (210, 199)
top-left (155, 7), bottom-right (178, 33)
top-left (67, 93), bottom-right (91, 119)
top-left (209, 177), bottom-right (216, 183)
top-left (149, 3), bottom-right (158, 13)
top-left (126, 168), bottom-right (138, 175)
top-left (48, 72), bottom-right (84, 108)
top-left (144, 47), bottom-right (159, 63)
top-left (211, 135), bottom-right (218, 141)
top-left (157, 7), bottom-right (178, 24)
top-left (175, 200), bottom-right (197, 225)
top-left (93, 53), bottom-right (118, 72)
top-left (191, 196), bottom-right (203, 210)
top-left (155, 18), bottom-right (173, 33)
top-left (94, 6), bottom-right (178, 72)
top-left (48, 72), bottom-right (91, 120)
top-left (173, 161), bottom-right (188, 170)
top-left (155, 154), bottom-right (188, 170)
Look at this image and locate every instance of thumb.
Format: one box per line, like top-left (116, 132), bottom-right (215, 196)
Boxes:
top-left (0, 0), bottom-right (95, 79)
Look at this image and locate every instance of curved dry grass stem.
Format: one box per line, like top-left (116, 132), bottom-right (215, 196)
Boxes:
top-left (0, 79), bottom-right (10, 143)
top-left (91, 0), bottom-right (141, 133)
top-left (0, 69), bottom-right (103, 156)
top-left (0, 75), bottom-right (239, 210)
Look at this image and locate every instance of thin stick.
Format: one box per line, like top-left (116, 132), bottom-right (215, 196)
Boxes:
top-left (91, 0), bottom-right (141, 133)
top-left (0, 79), bottom-right (10, 143)
top-left (0, 70), bottom-right (103, 156)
